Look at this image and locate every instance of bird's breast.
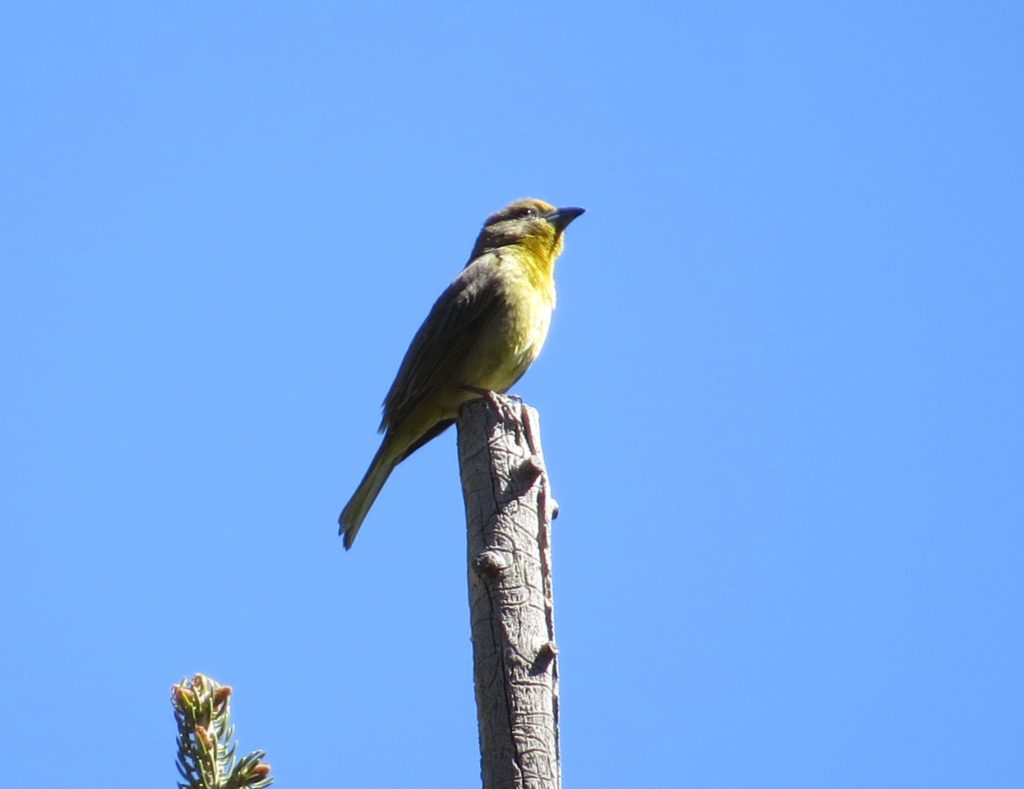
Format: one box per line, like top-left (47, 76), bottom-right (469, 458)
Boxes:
top-left (470, 257), bottom-right (555, 392)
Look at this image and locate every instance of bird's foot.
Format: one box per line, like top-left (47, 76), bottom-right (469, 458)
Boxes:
top-left (459, 385), bottom-right (513, 418)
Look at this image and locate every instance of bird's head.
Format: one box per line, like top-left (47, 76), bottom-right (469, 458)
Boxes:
top-left (469, 198), bottom-right (585, 262)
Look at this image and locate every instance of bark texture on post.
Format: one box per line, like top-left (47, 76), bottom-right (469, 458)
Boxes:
top-left (457, 395), bottom-right (560, 789)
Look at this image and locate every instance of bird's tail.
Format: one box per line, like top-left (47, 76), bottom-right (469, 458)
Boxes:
top-left (339, 438), bottom-right (399, 549)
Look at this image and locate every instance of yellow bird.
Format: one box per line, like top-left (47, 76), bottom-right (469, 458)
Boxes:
top-left (339, 198), bottom-right (585, 548)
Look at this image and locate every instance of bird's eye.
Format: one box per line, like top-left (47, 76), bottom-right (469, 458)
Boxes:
top-left (522, 207), bottom-right (538, 218)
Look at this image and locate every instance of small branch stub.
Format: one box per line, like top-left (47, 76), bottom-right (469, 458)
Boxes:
top-left (532, 641), bottom-right (559, 674)
top-left (473, 549), bottom-right (511, 577)
top-left (457, 395), bottom-right (561, 789)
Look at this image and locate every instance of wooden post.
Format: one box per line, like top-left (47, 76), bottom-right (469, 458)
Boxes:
top-left (457, 395), bottom-right (561, 789)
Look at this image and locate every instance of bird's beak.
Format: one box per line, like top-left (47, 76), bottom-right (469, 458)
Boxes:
top-left (546, 206), bottom-right (586, 233)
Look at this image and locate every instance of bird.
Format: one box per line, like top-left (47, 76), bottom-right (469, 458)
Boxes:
top-left (338, 197), bottom-right (585, 549)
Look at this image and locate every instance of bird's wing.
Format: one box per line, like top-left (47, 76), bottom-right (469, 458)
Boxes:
top-left (380, 252), bottom-right (503, 432)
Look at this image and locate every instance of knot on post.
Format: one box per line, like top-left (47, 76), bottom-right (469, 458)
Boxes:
top-left (531, 641), bottom-right (559, 674)
top-left (472, 549), bottom-right (510, 580)
top-left (513, 454), bottom-right (546, 488)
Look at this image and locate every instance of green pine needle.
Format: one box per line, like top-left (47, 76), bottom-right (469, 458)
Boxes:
top-left (172, 674), bottom-right (273, 789)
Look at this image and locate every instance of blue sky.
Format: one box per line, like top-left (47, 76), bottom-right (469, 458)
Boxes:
top-left (2, 2), bottom-right (1022, 787)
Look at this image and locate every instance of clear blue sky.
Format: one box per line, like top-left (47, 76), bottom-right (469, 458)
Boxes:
top-left (2, 3), bottom-right (1022, 787)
